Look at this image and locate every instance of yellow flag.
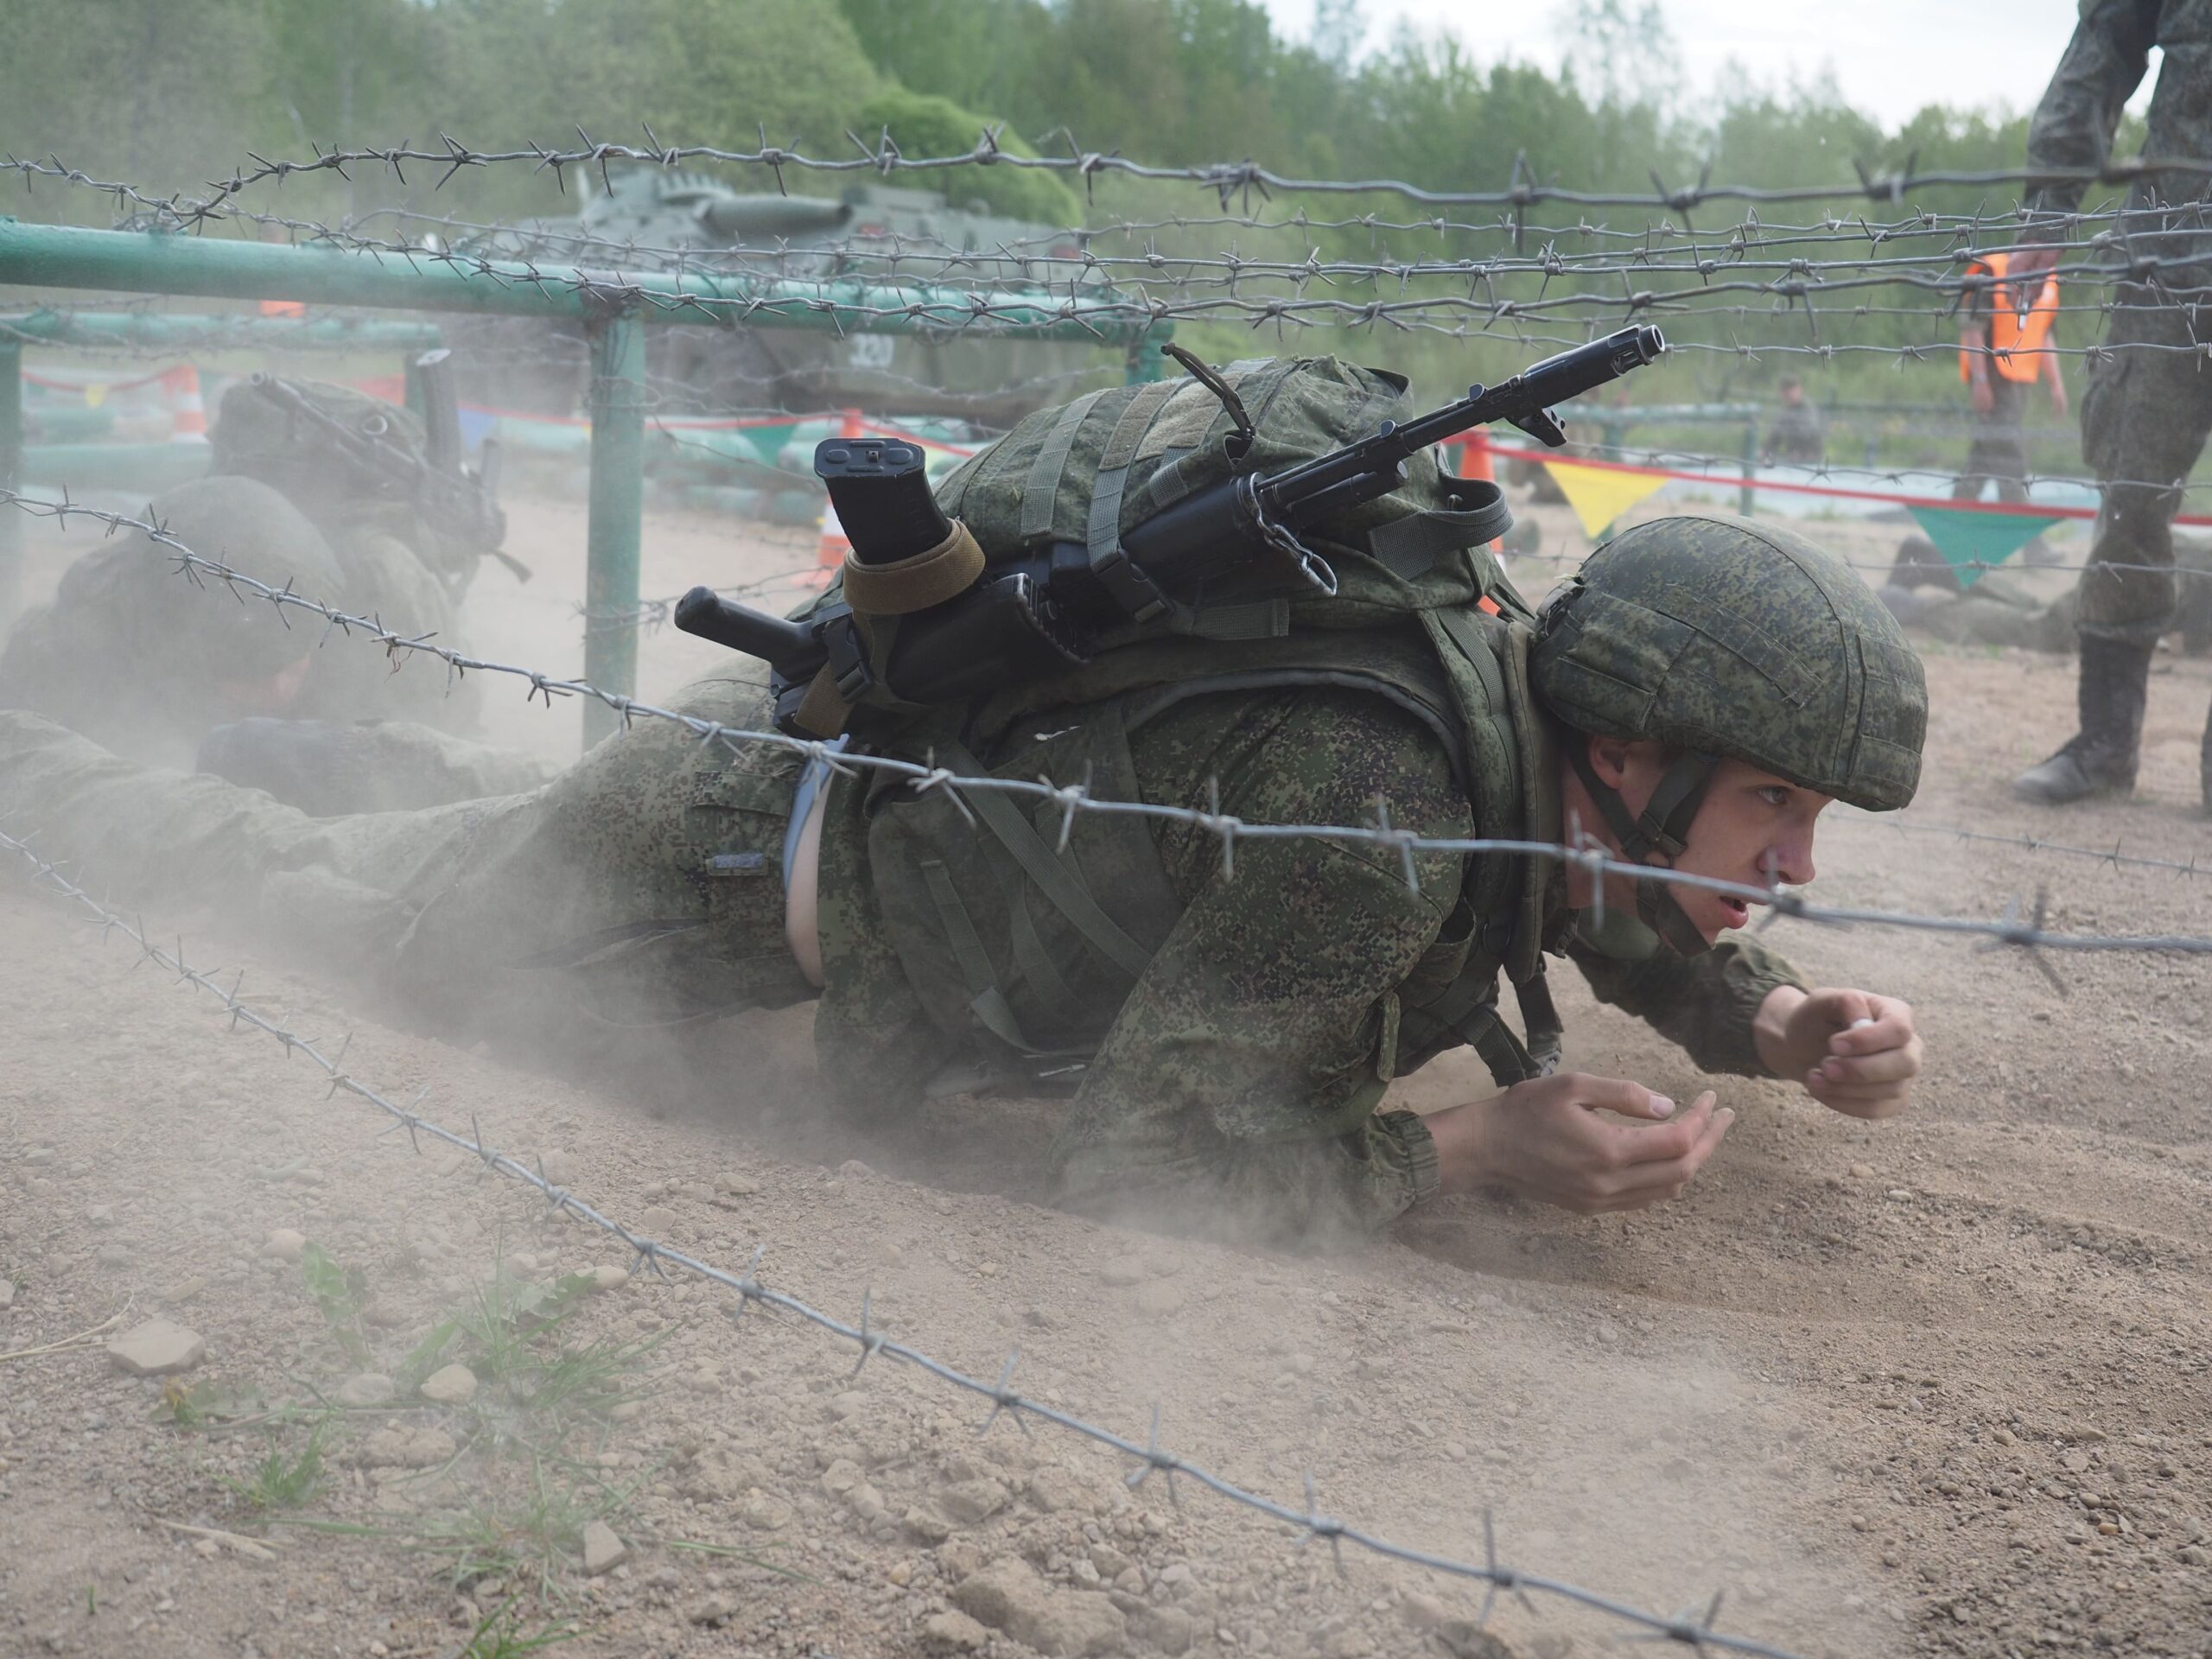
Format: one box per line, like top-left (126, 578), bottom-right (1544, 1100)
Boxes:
top-left (1544, 458), bottom-right (1669, 538)
top-left (84, 383), bottom-right (107, 410)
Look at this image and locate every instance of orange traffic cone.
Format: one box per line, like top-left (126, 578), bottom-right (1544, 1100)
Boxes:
top-left (163, 365), bottom-right (208, 444)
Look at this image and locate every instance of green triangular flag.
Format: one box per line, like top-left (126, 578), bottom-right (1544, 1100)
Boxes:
top-left (1905, 505), bottom-right (2063, 588)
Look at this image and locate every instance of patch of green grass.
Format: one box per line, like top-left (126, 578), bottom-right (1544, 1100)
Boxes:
top-left (404, 1255), bottom-right (661, 1426)
top-left (456, 1603), bottom-right (576, 1658)
top-left (300, 1242), bottom-right (372, 1365)
top-left (224, 1421), bottom-right (328, 1511)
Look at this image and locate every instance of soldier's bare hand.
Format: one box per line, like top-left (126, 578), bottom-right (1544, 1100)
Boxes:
top-left (1428, 1073), bottom-right (1733, 1215)
top-left (1756, 985), bottom-right (1922, 1119)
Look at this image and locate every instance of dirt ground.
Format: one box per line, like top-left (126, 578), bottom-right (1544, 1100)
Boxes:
top-left (1, 484), bottom-right (2209, 1659)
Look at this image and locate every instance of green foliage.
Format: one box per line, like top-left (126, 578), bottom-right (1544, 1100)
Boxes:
top-left (458, 1605), bottom-right (578, 1659)
top-left (858, 91), bottom-right (1082, 226)
top-left (300, 1242), bottom-right (372, 1365)
top-left (226, 1421), bottom-right (329, 1510)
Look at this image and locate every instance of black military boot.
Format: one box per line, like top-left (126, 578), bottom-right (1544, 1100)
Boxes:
top-left (2011, 637), bottom-right (2154, 804)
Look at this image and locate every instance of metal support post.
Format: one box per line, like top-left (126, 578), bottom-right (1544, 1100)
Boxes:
top-left (1738, 418), bottom-right (1758, 516)
top-left (0, 341), bottom-right (20, 630)
top-left (582, 315), bottom-right (645, 748)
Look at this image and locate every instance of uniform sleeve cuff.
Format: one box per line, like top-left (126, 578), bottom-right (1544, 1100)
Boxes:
top-left (1376, 1109), bottom-right (1442, 1208)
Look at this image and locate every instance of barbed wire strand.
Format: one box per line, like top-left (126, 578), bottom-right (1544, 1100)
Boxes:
top-left (0, 817), bottom-right (1804, 1658)
top-left (4, 484), bottom-right (2208, 964)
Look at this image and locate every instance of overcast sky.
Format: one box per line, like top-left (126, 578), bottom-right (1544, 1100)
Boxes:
top-left (1257, 0), bottom-right (2138, 129)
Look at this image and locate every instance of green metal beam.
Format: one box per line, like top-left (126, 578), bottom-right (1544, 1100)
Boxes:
top-left (582, 317), bottom-right (645, 747)
top-left (0, 341), bottom-right (19, 629)
top-left (0, 219), bottom-right (1163, 346)
top-left (1, 308), bottom-right (444, 352)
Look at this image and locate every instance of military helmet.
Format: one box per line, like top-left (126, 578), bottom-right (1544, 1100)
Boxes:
top-left (108, 475), bottom-right (346, 680)
top-left (1530, 513), bottom-right (1925, 957)
top-left (1532, 512), bottom-right (1926, 810)
top-left (212, 377), bottom-right (434, 489)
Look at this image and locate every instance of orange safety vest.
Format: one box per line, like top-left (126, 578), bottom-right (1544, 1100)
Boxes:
top-left (1959, 251), bottom-right (2058, 385)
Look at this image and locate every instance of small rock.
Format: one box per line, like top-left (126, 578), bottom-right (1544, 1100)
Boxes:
top-left (581, 1520), bottom-right (626, 1575)
top-left (1432, 1620), bottom-right (1517, 1658)
top-left (1400, 1591), bottom-right (1449, 1630)
top-left (1992, 1427), bottom-right (2017, 1446)
top-left (687, 1593), bottom-right (736, 1627)
top-left (588, 1266), bottom-right (630, 1293)
top-left (924, 1610), bottom-right (990, 1651)
top-left (1027, 1466), bottom-right (1095, 1515)
top-left (887, 1560), bottom-right (914, 1587)
top-left (1096, 1257), bottom-right (1148, 1287)
top-left (639, 1205), bottom-right (679, 1236)
top-left (821, 1459), bottom-right (866, 1498)
top-left (418, 1364), bottom-right (480, 1407)
top-left (0, 1279), bottom-right (14, 1311)
top-left (1848, 1163), bottom-right (1874, 1179)
top-left (740, 1487), bottom-right (794, 1531)
top-left (904, 1506), bottom-right (954, 1545)
top-left (22, 1147), bottom-right (53, 1165)
top-left (105, 1319), bottom-right (205, 1377)
top-left (939, 1478), bottom-right (1009, 1526)
top-left (94, 1243), bottom-right (131, 1268)
top-left (952, 1557), bottom-right (1127, 1657)
top-left (830, 1389), bottom-right (868, 1420)
top-left (538, 1151), bottom-right (578, 1185)
top-left (86, 1205), bottom-right (114, 1228)
top-left (336, 1374), bottom-right (397, 1408)
top-left (1141, 1605), bottom-right (1197, 1655)
top-left (264, 1229), bottom-right (307, 1262)
top-left (715, 1172), bottom-right (761, 1197)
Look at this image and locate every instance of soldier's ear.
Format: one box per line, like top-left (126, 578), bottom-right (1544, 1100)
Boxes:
top-left (1586, 733), bottom-right (1634, 790)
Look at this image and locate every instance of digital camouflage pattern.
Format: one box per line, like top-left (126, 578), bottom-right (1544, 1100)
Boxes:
top-left (0, 476), bottom-right (347, 767)
top-left (0, 641), bottom-right (1804, 1243)
top-left (0, 472), bottom-right (474, 771)
top-left (1532, 513), bottom-right (1928, 812)
top-left (2028, 0), bottom-right (2212, 643)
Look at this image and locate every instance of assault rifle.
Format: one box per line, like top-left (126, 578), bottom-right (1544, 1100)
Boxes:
top-left (677, 325), bottom-right (1663, 734)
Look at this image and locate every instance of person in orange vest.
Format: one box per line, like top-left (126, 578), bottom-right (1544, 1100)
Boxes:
top-left (1955, 251), bottom-right (2066, 507)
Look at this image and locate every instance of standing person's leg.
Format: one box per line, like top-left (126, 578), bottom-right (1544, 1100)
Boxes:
top-left (2014, 304), bottom-right (2212, 803)
top-left (1988, 377), bottom-right (2032, 507)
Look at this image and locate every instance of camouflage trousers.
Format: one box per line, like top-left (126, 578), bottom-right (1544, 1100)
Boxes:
top-left (0, 675), bottom-right (815, 1044)
top-left (2079, 293), bottom-right (2212, 643)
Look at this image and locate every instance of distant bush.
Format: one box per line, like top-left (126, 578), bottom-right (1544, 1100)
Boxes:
top-left (859, 90), bottom-right (1085, 226)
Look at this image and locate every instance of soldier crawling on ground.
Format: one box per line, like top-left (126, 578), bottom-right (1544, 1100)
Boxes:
top-left (0, 374), bottom-right (556, 810)
top-left (1878, 532), bottom-right (2212, 656)
top-left (0, 356), bottom-right (1930, 1245)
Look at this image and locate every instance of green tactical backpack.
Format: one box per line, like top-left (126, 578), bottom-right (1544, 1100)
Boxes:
top-left (819, 355), bottom-right (1562, 1096)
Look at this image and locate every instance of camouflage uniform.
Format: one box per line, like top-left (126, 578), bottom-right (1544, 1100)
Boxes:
top-left (2014, 0), bottom-right (2212, 804)
top-left (0, 476), bottom-right (350, 770)
top-left (0, 649), bottom-right (1803, 1243)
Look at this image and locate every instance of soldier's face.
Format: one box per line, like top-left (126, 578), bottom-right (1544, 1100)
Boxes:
top-left (1607, 743), bottom-right (1833, 942)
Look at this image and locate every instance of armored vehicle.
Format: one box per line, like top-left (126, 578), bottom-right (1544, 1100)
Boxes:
top-left (449, 168), bottom-right (1117, 430)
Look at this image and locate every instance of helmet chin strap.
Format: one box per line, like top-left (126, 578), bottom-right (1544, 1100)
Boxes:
top-left (1563, 740), bottom-right (1722, 958)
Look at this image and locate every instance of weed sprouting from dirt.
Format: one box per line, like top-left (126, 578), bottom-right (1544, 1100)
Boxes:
top-left (454, 1602), bottom-right (577, 1658)
top-left (300, 1240), bottom-right (372, 1364)
top-left (225, 1420), bottom-right (329, 1510)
